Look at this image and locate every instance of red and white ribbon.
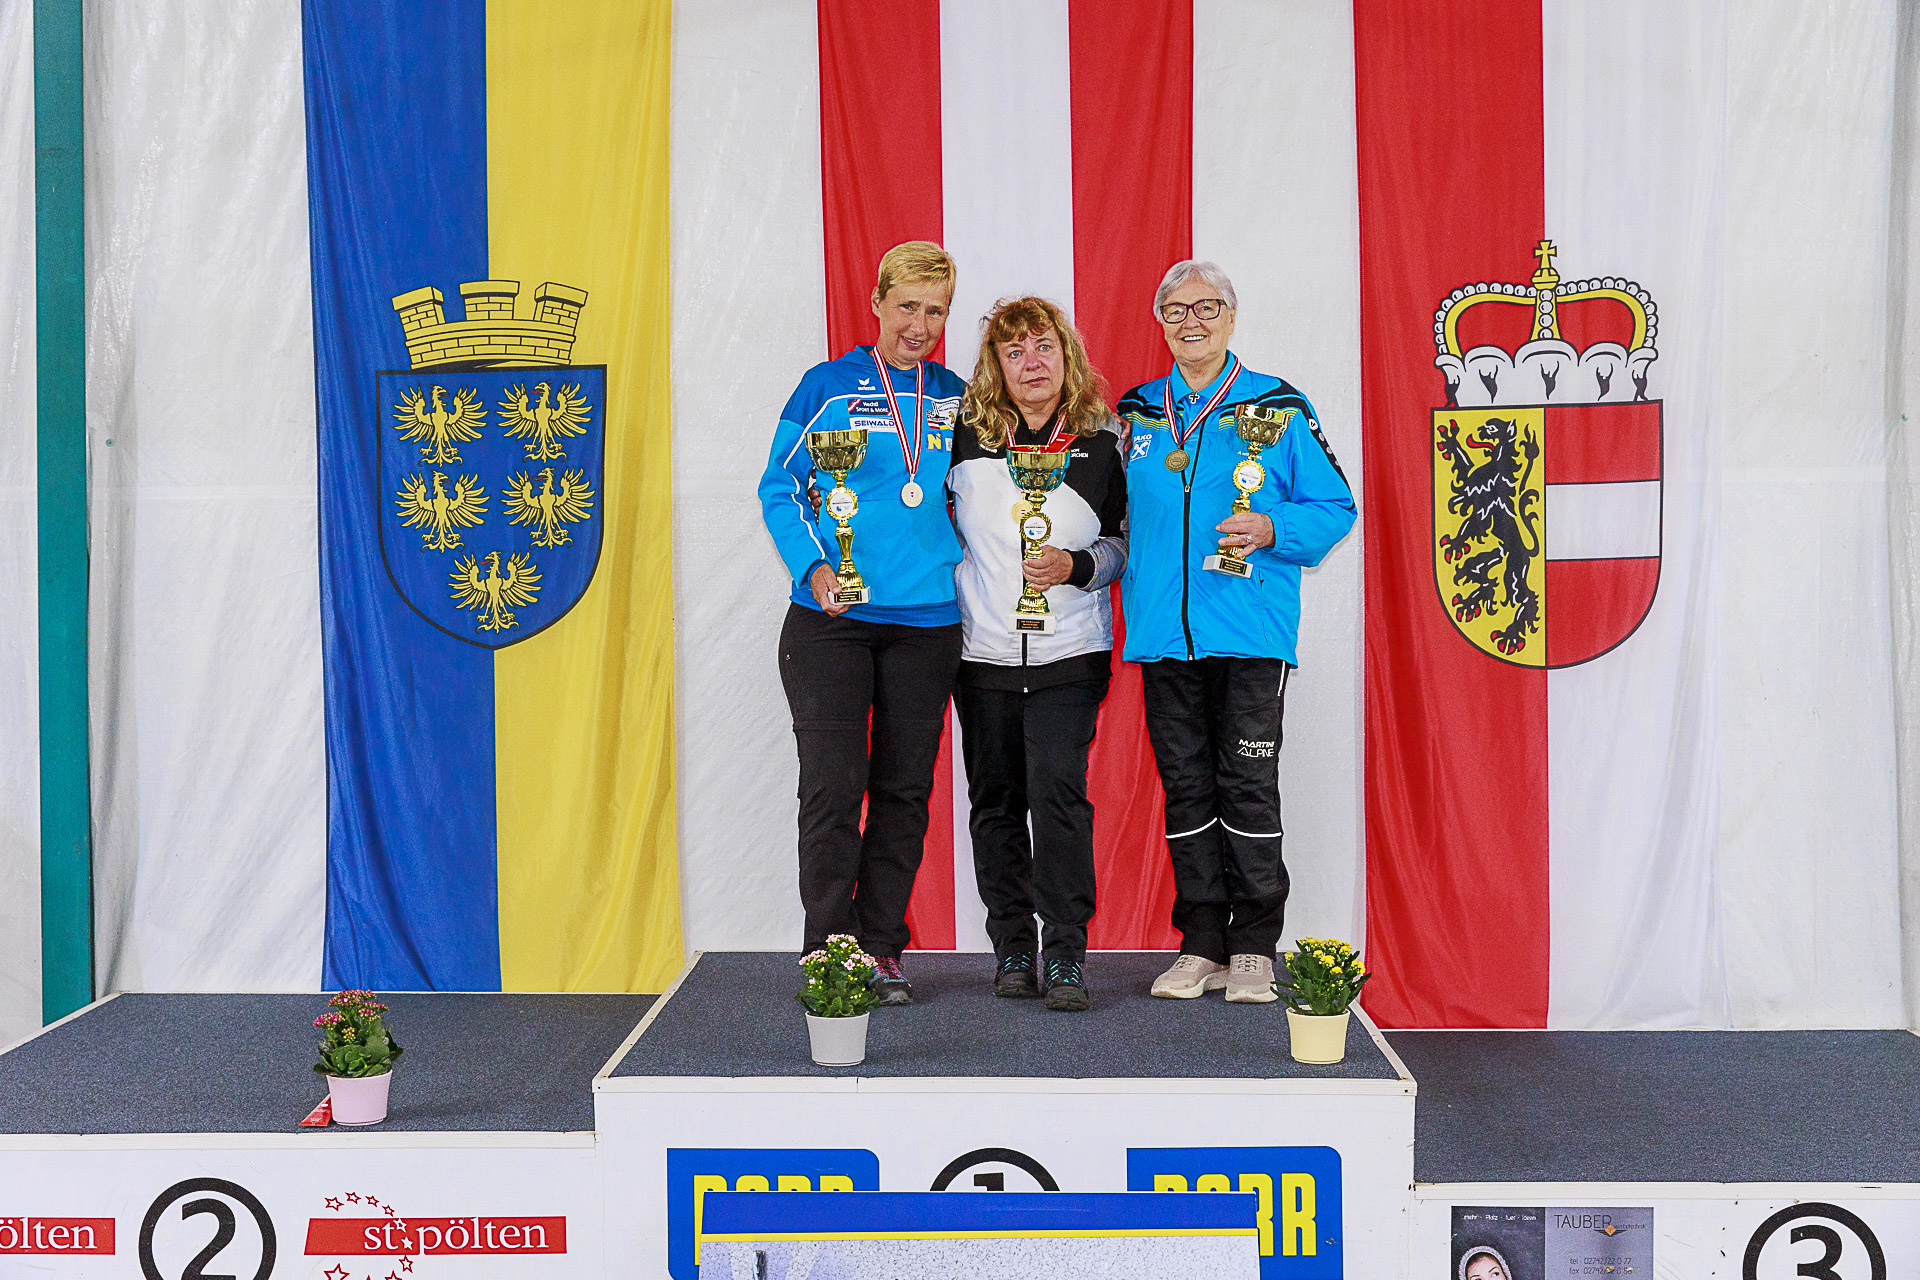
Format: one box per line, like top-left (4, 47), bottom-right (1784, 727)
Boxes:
top-left (1161, 353), bottom-right (1244, 456)
top-left (870, 348), bottom-right (926, 485)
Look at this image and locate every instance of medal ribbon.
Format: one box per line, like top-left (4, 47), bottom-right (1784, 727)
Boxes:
top-left (871, 348), bottom-right (926, 483)
top-left (1162, 353), bottom-right (1244, 456)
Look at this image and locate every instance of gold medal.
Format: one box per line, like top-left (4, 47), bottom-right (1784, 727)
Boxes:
top-left (1165, 448), bottom-right (1190, 472)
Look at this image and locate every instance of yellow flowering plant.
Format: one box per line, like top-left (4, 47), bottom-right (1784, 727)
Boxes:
top-left (798, 934), bottom-right (878, 1018)
top-left (1275, 937), bottom-right (1371, 1016)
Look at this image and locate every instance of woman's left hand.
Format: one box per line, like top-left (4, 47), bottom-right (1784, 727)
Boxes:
top-left (1215, 512), bottom-right (1275, 554)
top-left (1022, 545), bottom-right (1075, 588)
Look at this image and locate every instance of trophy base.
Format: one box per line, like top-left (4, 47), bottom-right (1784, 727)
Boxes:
top-left (1011, 612), bottom-right (1057, 635)
top-left (1203, 553), bottom-right (1252, 578)
top-left (831, 585), bottom-right (870, 605)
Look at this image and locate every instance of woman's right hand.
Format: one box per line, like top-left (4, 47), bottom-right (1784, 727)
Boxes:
top-left (810, 563), bottom-right (851, 617)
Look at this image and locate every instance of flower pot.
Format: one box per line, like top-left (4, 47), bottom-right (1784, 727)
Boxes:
top-left (805, 1012), bottom-right (869, 1066)
top-left (1286, 1009), bottom-right (1350, 1065)
top-left (324, 1070), bottom-right (393, 1125)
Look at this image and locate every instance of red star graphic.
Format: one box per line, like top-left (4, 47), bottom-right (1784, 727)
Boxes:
top-left (344, 1193), bottom-right (361, 1204)
top-left (324, 1267), bottom-right (350, 1280)
top-left (386, 1273), bottom-right (401, 1280)
top-left (392, 1220), bottom-right (409, 1233)
top-left (400, 1260), bottom-right (415, 1274)
top-left (364, 1195), bottom-right (380, 1208)
top-left (384, 1205), bottom-right (397, 1218)
top-left (325, 1197), bottom-right (342, 1211)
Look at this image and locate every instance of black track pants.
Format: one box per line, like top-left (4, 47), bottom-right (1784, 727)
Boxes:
top-left (1140, 656), bottom-right (1290, 962)
top-left (779, 602), bottom-right (962, 957)
top-left (954, 678), bottom-right (1109, 964)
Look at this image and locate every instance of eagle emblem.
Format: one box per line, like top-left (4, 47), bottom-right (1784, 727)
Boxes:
top-left (504, 467), bottom-right (596, 548)
top-left (449, 550), bottom-right (542, 633)
top-left (393, 385), bottom-right (486, 466)
top-left (500, 380), bottom-right (592, 462)
top-left (395, 471), bottom-right (489, 551)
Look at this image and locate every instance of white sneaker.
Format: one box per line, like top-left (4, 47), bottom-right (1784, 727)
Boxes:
top-left (1150, 954), bottom-right (1228, 999)
top-left (1225, 953), bottom-right (1278, 1003)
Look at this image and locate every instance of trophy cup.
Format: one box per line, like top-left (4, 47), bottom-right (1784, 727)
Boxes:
top-left (1203, 404), bottom-right (1298, 578)
top-left (805, 427), bottom-right (871, 605)
top-left (1008, 447), bottom-right (1071, 634)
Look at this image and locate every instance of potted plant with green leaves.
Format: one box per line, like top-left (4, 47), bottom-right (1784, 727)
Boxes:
top-left (798, 935), bottom-right (877, 1066)
top-left (1275, 938), bottom-right (1371, 1064)
top-left (313, 990), bottom-right (403, 1124)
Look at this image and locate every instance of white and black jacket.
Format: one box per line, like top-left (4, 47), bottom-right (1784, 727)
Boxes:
top-left (947, 412), bottom-right (1128, 691)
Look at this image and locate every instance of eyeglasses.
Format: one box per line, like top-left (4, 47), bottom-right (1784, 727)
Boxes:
top-left (1158, 298), bottom-right (1228, 323)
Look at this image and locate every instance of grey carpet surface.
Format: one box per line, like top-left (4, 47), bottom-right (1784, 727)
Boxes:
top-left (0, 992), bottom-right (655, 1134)
top-left (613, 952), bottom-right (1397, 1080)
top-left (1387, 1028), bottom-right (1920, 1183)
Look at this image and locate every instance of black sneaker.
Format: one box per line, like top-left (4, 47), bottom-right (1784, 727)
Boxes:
top-left (868, 955), bottom-right (912, 1006)
top-left (1043, 958), bottom-right (1089, 1012)
top-left (993, 952), bottom-right (1040, 998)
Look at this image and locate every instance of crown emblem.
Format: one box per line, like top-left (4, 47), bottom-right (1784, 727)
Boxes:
top-left (1433, 240), bottom-right (1657, 407)
top-left (391, 279), bottom-right (588, 371)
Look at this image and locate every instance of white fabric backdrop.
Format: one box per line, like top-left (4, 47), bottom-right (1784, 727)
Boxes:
top-left (0, 0), bottom-right (43, 1046)
top-left (84, 0), bottom-right (324, 993)
top-left (0, 0), bottom-right (1900, 1029)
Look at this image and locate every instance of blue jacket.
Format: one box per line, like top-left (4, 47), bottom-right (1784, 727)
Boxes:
top-left (758, 346), bottom-right (967, 625)
top-left (1118, 354), bottom-right (1356, 664)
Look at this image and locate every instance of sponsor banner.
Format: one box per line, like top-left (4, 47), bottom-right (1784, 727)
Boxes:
top-left (1418, 1190), bottom-right (1920, 1280)
top-left (0, 1146), bottom-right (597, 1280)
top-left (597, 1083), bottom-right (1415, 1280)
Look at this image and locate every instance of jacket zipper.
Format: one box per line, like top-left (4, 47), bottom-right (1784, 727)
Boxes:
top-left (1179, 405), bottom-right (1199, 660)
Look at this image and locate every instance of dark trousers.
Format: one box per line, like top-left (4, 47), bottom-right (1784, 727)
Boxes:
top-left (954, 678), bottom-right (1109, 964)
top-left (779, 603), bottom-right (961, 957)
top-left (1140, 657), bottom-right (1291, 962)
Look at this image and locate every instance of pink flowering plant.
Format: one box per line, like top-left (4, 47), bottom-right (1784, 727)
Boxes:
top-left (1275, 937), bottom-right (1372, 1016)
top-left (797, 934), bottom-right (877, 1018)
top-left (313, 990), bottom-right (404, 1078)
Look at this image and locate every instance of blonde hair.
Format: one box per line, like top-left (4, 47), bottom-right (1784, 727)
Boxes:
top-left (873, 241), bottom-right (956, 303)
top-left (962, 296), bottom-right (1110, 451)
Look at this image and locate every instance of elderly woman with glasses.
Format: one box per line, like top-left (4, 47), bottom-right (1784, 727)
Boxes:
top-left (946, 296), bottom-right (1126, 1011)
top-left (1116, 260), bottom-right (1356, 1003)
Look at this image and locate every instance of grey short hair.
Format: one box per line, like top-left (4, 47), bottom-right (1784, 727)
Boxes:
top-left (1153, 260), bottom-right (1238, 317)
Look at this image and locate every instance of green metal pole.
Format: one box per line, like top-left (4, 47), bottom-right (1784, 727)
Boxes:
top-left (35, 0), bottom-right (92, 1022)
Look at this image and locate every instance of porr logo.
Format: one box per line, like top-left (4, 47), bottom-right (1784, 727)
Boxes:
top-left (665, 1147), bottom-right (879, 1280)
top-left (1127, 1146), bottom-right (1343, 1280)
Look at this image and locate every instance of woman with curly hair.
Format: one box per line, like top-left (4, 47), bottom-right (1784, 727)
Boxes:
top-left (946, 296), bottom-right (1126, 1011)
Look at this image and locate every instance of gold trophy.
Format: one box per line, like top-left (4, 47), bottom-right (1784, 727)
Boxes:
top-left (1008, 447), bottom-right (1071, 634)
top-left (806, 427), bottom-right (871, 605)
top-left (1204, 404), bottom-right (1298, 578)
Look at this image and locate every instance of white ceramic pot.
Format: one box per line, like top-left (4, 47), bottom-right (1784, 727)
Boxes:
top-left (806, 1012), bottom-right (869, 1066)
top-left (1286, 1009), bottom-right (1351, 1065)
top-left (325, 1070), bottom-right (393, 1125)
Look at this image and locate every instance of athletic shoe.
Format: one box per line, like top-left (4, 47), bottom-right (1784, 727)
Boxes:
top-left (1043, 958), bottom-right (1090, 1012)
top-left (1149, 954), bottom-right (1227, 999)
top-left (993, 952), bottom-right (1040, 999)
top-left (1225, 953), bottom-right (1279, 1003)
top-left (868, 955), bottom-right (912, 1006)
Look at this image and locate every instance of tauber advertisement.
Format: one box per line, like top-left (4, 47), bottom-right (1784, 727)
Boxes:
top-left (1424, 1194), bottom-right (1920, 1280)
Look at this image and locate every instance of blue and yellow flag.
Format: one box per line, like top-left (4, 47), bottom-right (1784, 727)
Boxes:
top-left (304, 0), bottom-right (680, 991)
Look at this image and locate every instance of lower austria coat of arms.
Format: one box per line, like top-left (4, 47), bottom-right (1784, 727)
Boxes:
top-left (378, 280), bottom-right (605, 649)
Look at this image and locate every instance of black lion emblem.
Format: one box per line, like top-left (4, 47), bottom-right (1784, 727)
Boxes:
top-left (1436, 415), bottom-right (1541, 656)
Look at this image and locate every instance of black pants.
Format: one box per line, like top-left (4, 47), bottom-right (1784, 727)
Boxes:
top-left (779, 603), bottom-right (961, 957)
top-left (954, 678), bottom-right (1109, 964)
top-left (1140, 657), bottom-right (1290, 962)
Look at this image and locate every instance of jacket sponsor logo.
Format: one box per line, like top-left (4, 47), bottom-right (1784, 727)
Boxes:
top-left (1128, 1146), bottom-right (1343, 1279)
top-left (381, 279), bottom-right (605, 650)
top-left (0, 1218), bottom-right (113, 1254)
top-left (1130, 433), bottom-right (1153, 461)
top-left (665, 1148), bottom-right (880, 1280)
top-left (1429, 240), bottom-right (1663, 668)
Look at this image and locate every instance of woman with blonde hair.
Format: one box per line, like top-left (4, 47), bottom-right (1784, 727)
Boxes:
top-left (757, 241), bottom-right (967, 1007)
top-left (946, 296), bottom-right (1126, 1011)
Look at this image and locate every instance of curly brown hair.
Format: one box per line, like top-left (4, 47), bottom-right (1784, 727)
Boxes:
top-left (961, 296), bottom-right (1110, 450)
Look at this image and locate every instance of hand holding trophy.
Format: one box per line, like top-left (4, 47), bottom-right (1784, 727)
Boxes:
top-left (1204, 404), bottom-right (1297, 578)
top-left (806, 427), bottom-right (871, 606)
top-left (1007, 447), bottom-right (1070, 634)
